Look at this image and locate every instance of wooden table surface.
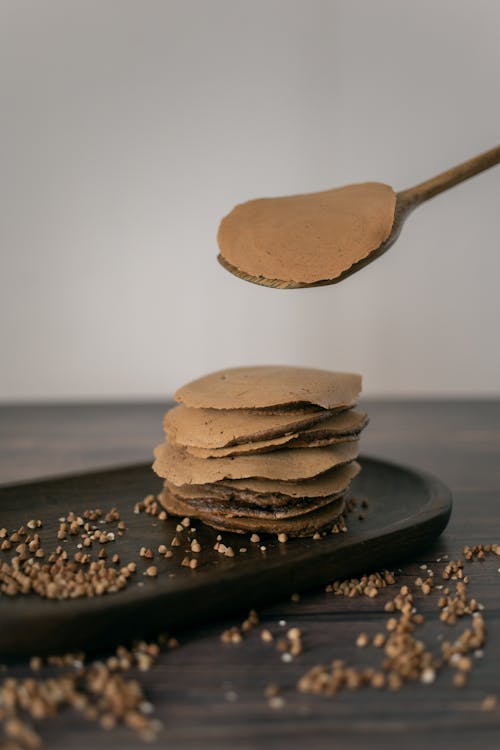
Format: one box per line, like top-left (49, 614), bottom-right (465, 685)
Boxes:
top-left (1, 399), bottom-right (500, 749)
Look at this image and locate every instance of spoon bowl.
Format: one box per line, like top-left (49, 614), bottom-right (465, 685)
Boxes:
top-left (218, 145), bottom-right (500, 289)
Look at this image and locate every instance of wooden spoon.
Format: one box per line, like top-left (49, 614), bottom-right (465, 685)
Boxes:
top-left (218, 145), bottom-right (500, 289)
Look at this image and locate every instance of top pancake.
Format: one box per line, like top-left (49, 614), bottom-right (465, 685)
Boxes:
top-left (217, 182), bottom-right (396, 284)
top-left (174, 366), bottom-right (361, 411)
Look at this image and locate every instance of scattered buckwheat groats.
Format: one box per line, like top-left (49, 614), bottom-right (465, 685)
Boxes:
top-left (3, 484), bottom-right (500, 747)
top-left (1, 491), bottom-right (225, 604)
top-left (0, 635), bottom-right (184, 748)
top-left (209, 543), bottom-right (499, 717)
top-left (220, 610), bottom-right (259, 644)
top-left (297, 553), bottom-right (489, 699)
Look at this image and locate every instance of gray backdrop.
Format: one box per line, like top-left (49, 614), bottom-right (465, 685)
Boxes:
top-left (1, 0), bottom-right (499, 401)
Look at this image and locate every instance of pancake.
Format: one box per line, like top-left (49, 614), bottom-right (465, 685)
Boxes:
top-left (153, 440), bottom-right (359, 486)
top-left (164, 480), bottom-right (346, 519)
top-left (174, 366), bottom-right (361, 411)
top-left (185, 433), bottom-right (297, 458)
top-left (218, 461), bottom-right (361, 498)
top-left (185, 410), bottom-right (368, 458)
top-left (288, 410), bottom-right (368, 446)
top-left (159, 488), bottom-right (345, 536)
top-left (164, 404), bottom-right (339, 449)
top-left (217, 182), bottom-right (396, 284)
top-left (164, 462), bottom-right (358, 512)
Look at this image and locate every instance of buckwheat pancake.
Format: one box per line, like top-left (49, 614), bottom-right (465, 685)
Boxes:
top-left (164, 480), bottom-right (346, 519)
top-left (164, 404), bottom-right (338, 450)
top-left (165, 462), bottom-right (359, 502)
top-left (217, 461), bottom-right (361, 499)
top-left (153, 440), bottom-right (359, 486)
top-left (217, 182), bottom-right (396, 284)
top-left (159, 487), bottom-right (346, 536)
top-left (163, 461), bottom-right (359, 515)
top-left (285, 410), bottom-right (368, 447)
top-left (185, 433), bottom-right (295, 458)
top-left (174, 366), bottom-right (361, 411)
top-left (184, 411), bottom-right (368, 458)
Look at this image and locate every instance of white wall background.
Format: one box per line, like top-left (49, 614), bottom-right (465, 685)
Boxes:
top-left (1, 0), bottom-right (499, 402)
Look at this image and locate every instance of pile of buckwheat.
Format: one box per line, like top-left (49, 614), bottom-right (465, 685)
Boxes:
top-left (0, 509), bottom-right (131, 600)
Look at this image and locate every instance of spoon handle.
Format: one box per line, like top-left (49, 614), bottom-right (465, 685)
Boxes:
top-left (398, 144), bottom-right (500, 207)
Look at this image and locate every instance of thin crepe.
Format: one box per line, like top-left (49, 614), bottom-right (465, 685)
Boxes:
top-left (164, 404), bottom-right (339, 449)
top-left (164, 480), bottom-right (346, 519)
top-left (165, 463), bottom-right (358, 505)
top-left (153, 440), bottom-right (359, 486)
top-left (164, 460), bottom-right (358, 516)
top-left (184, 410), bottom-right (368, 458)
top-left (174, 366), bottom-right (361, 411)
top-left (159, 488), bottom-right (346, 536)
top-left (217, 182), bottom-right (396, 284)
top-left (218, 461), bottom-right (361, 498)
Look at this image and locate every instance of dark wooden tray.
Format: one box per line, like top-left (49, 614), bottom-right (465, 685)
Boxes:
top-left (0, 456), bottom-right (452, 657)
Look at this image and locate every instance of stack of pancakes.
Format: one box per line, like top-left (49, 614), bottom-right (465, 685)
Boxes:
top-left (153, 366), bottom-right (367, 538)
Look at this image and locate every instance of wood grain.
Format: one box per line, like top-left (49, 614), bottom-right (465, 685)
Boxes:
top-left (1, 399), bottom-right (500, 750)
top-left (399, 144), bottom-right (500, 206)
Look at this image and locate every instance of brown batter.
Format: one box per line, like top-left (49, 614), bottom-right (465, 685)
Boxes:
top-left (217, 182), bottom-right (396, 284)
